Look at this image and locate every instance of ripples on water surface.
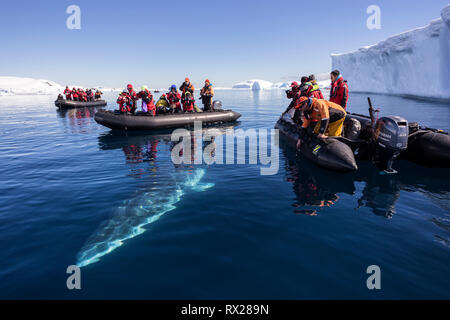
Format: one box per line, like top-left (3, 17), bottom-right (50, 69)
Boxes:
top-left (0, 90), bottom-right (449, 299)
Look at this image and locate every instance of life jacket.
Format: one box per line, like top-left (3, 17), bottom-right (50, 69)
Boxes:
top-left (301, 98), bottom-right (346, 127)
top-left (156, 97), bottom-right (169, 108)
top-left (201, 84), bottom-right (214, 97)
top-left (167, 91), bottom-right (181, 105)
top-left (330, 77), bottom-right (349, 109)
top-left (138, 89), bottom-right (153, 103)
top-left (180, 82), bottom-right (194, 95)
top-left (117, 95), bottom-right (130, 112)
top-left (182, 96), bottom-right (195, 111)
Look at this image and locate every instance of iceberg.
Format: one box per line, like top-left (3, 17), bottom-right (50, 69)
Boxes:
top-left (76, 168), bottom-right (214, 267)
top-left (232, 79), bottom-right (274, 90)
top-left (331, 5), bottom-right (450, 100)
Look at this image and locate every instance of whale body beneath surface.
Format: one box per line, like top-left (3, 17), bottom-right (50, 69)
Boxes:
top-left (76, 168), bottom-right (214, 267)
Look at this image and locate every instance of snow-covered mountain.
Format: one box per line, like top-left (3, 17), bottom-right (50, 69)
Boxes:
top-left (0, 76), bottom-right (123, 96)
top-left (331, 5), bottom-right (450, 100)
top-left (0, 76), bottom-right (64, 96)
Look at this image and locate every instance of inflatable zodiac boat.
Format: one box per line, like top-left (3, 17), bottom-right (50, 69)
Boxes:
top-left (276, 98), bottom-right (450, 172)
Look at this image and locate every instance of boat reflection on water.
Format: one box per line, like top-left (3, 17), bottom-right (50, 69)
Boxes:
top-left (283, 146), bottom-right (355, 216)
top-left (282, 144), bottom-right (450, 218)
top-left (56, 107), bottom-right (104, 134)
top-left (76, 125), bottom-right (236, 267)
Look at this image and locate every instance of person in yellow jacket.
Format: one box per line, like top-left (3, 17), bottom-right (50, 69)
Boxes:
top-left (155, 93), bottom-right (170, 114)
top-left (200, 79), bottom-right (215, 111)
top-left (295, 96), bottom-right (346, 139)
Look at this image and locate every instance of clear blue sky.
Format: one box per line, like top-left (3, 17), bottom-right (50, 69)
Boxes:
top-left (0, 0), bottom-right (448, 88)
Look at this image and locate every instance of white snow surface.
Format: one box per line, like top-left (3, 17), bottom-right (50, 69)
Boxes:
top-left (331, 5), bottom-right (450, 100)
top-left (0, 76), bottom-right (123, 96)
top-left (0, 76), bottom-right (65, 96)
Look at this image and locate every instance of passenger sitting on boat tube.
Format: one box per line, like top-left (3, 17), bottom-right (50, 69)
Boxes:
top-left (117, 90), bottom-right (132, 114)
top-left (94, 90), bottom-right (103, 100)
top-left (72, 88), bottom-right (79, 101)
top-left (137, 85), bottom-right (156, 116)
top-left (127, 84), bottom-right (138, 114)
top-left (295, 96), bottom-right (347, 140)
top-left (155, 94), bottom-right (170, 114)
top-left (79, 89), bottom-right (87, 102)
top-left (64, 86), bottom-right (72, 100)
top-left (181, 92), bottom-right (196, 113)
top-left (167, 85), bottom-right (182, 113)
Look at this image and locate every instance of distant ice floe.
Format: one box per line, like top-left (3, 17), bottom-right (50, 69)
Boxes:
top-left (232, 79), bottom-right (297, 90)
top-left (232, 79), bottom-right (275, 90)
top-left (232, 78), bottom-right (330, 91)
top-left (331, 4), bottom-right (450, 100)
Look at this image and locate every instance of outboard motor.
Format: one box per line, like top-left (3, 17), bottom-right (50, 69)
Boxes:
top-left (373, 116), bottom-right (408, 172)
top-left (212, 100), bottom-right (223, 110)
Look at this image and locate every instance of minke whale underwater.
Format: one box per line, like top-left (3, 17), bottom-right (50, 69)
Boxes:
top-left (76, 168), bottom-right (214, 267)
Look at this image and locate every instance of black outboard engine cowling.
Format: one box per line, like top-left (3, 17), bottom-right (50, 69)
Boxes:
top-left (373, 116), bottom-right (408, 172)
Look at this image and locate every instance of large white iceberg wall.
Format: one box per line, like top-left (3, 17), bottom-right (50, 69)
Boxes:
top-left (331, 5), bottom-right (450, 100)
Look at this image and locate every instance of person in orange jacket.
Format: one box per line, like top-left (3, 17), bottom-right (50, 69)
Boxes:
top-left (295, 96), bottom-right (347, 139)
top-left (180, 77), bottom-right (195, 98)
top-left (200, 79), bottom-right (214, 111)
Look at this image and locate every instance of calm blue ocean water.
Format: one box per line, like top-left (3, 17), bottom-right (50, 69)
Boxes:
top-left (0, 90), bottom-right (449, 299)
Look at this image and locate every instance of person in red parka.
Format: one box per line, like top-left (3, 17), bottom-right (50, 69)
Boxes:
top-left (167, 85), bottom-right (182, 113)
top-left (79, 89), bottom-right (87, 102)
top-left (126, 84), bottom-right (138, 114)
top-left (117, 90), bottom-right (131, 113)
top-left (137, 86), bottom-right (156, 116)
top-left (64, 86), bottom-right (72, 100)
top-left (285, 81), bottom-right (302, 112)
top-left (329, 70), bottom-right (349, 109)
top-left (181, 92), bottom-right (195, 112)
top-left (305, 75), bottom-right (324, 99)
top-left (72, 88), bottom-right (78, 101)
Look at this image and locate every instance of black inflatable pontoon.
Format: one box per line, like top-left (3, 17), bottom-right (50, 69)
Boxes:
top-left (94, 109), bottom-right (241, 131)
top-left (276, 98), bottom-right (450, 172)
top-left (275, 114), bottom-right (358, 172)
top-left (55, 99), bottom-right (107, 109)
